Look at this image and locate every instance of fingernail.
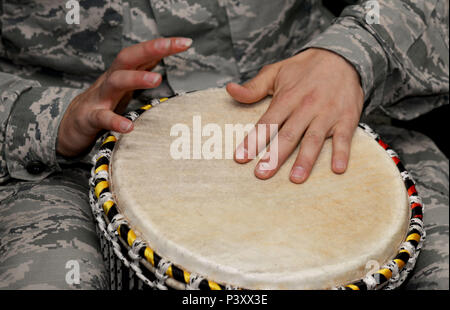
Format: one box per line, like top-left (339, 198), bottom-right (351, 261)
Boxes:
top-left (256, 162), bottom-right (272, 175)
top-left (155, 38), bottom-right (171, 50)
top-left (235, 145), bottom-right (248, 161)
top-left (120, 120), bottom-right (132, 132)
top-left (334, 160), bottom-right (346, 172)
top-left (175, 38), bottom-right (193, 48)
top-left (291, 166), bottom-right (306, 181)
top-left (144, 73), bottom-right (160, 85)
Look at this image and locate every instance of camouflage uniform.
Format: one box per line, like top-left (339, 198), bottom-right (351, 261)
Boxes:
top-left (0, 0), bottom-right (448, 289)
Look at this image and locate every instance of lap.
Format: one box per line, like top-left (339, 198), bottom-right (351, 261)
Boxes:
top-left (0, 164), bottom-right (108, 289)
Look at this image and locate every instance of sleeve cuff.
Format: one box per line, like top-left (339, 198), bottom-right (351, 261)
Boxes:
top-left (299, 16), bottom-right (389, 115)
top-left (5, 86), bottom-right (83, 181)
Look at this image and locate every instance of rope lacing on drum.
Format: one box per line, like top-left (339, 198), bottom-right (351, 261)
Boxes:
top-left (410, 217), bottom-right (424, 230)
top-left (94, 170), bottom-right (109, 182)
top-left (108, 214), bottom-right (131, 268)
top-left (225, 284), bottom-right (238, 290)
top-left (94, 148), bottom-right (112, 162)
top-left (128, 239), bottom-right (145, 261)
top-left (150, 98), bottom-right (161, 106)
top-left (89, 188), bottom-right (100, 213)
top-left (89, 190), bottom-right (113, 243)
top-left (89, 174), bottom-right (96, 190)
top-left (362, 274), bottom-right (377, 290)
top-left (127, 239), bottom-right (157, 289)
top-left (186, 274), bottom-right (205, 290)
top-left (385, 261), bottom-right (400, 283)
top-left (359, 123), bottom-right (379, 139)
top-left (89, 189), bottom-right (107, 235)
top-left (88, 177), bottom-right (168, 290)
top-left (88, 173), bottom-right (148, 288)
top-left (385, 230), bottom-right (426, 290)
top-left (409, 222), bottom-right (425, 238)
top-left (400, 241), bottom-right (416, 258)
top-left (108, 214), bottom-right (127, 235)
top-left (125, 111), bottom-right (140, 122)
top-left (400, 170), bottom-right (413, 183)
top-left (154, 259), bottom-right (171, 290)
top-left (98, 192), bottom-right (113, 210)
top-left (409, 195), bottom-right (423, 205)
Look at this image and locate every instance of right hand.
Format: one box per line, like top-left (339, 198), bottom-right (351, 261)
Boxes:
top-left (57, 37), bottom-right (192, 157)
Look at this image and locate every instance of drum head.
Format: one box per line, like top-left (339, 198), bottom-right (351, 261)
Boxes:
top-left (109, 88), bottom-right (410, 289)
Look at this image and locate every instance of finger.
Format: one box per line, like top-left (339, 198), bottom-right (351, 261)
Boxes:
top-left (111, 37), bottom-right (192, 71)
top-left (253, 108), bottom-right (312, 179)
top-left (235, 121), bottom-right (280, 164)
top-left (234, 88), bottom-right (307, 164)
top-left (100, 70), bottom-right (162, 102)
top-left (234, 88), bottom-right (304, 164)
top-left (289, 119), bottom-right (330, 184)
top-left (88, 109), bottom-right (134, 133)
top-left (226, 64), bottom-right (280, 104)
top-left (252, 143), bottom-right (278, 179)
top-left (331, 120), bottom-right (357, 174)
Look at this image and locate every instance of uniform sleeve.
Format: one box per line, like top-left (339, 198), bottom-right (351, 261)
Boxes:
top-left (0, 1), bottom-right (124, 184)
top-left (0, 72), bottom-right (84, 183)
top-left (302, 0), bottom-right (449, 120)
top-left (0, 3), bottom-right (84, 184)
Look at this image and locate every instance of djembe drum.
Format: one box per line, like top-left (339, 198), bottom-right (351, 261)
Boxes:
top-left (89, 88), bottom-right (424, 290)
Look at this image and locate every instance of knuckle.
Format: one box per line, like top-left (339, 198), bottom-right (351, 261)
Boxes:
top-left (270, 90), bottom-right (297, 108)
top-left (106, 71), bottom-right (122, 89)
top-left (278, 129), bottom-right (297, 144)
top-left (342, 100), bottom-right (363, 119)
top-left (334, 126), bottom-right (355, 144)
top-left (115, 49), bottom-right (129, 68)
top-left (87, 109), bottom-right (100, 128)
top-left (144, 40), bottom-right (160, 57)
top-left (303, 130), bottom-right (323, 146)
top-left (94, 109), bottom-right (106, 124)
top-left (143, 40), bottom-right (154, 53)
top-left (334, 133), bottom-right (350, 144)
top-left (274, 91), bottom-right (294, 105)
top-left (301, 91), bottom-right (318, 108)
top-left (342, 106), bottom-right (358, 119)
top-left (131, 72), bottom-right (144, 86)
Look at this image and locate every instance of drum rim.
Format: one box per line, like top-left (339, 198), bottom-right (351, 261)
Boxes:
top-left (89, 91), bottom-right (425, 290)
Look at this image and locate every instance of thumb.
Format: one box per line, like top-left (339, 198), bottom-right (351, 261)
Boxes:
top-left (226, 64), bottom-right (279, 104)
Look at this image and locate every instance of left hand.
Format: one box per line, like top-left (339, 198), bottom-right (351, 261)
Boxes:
top-left (226, 48), bottom-right (364, 183)
top-left (57, 37), bottom-right (192, 157)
